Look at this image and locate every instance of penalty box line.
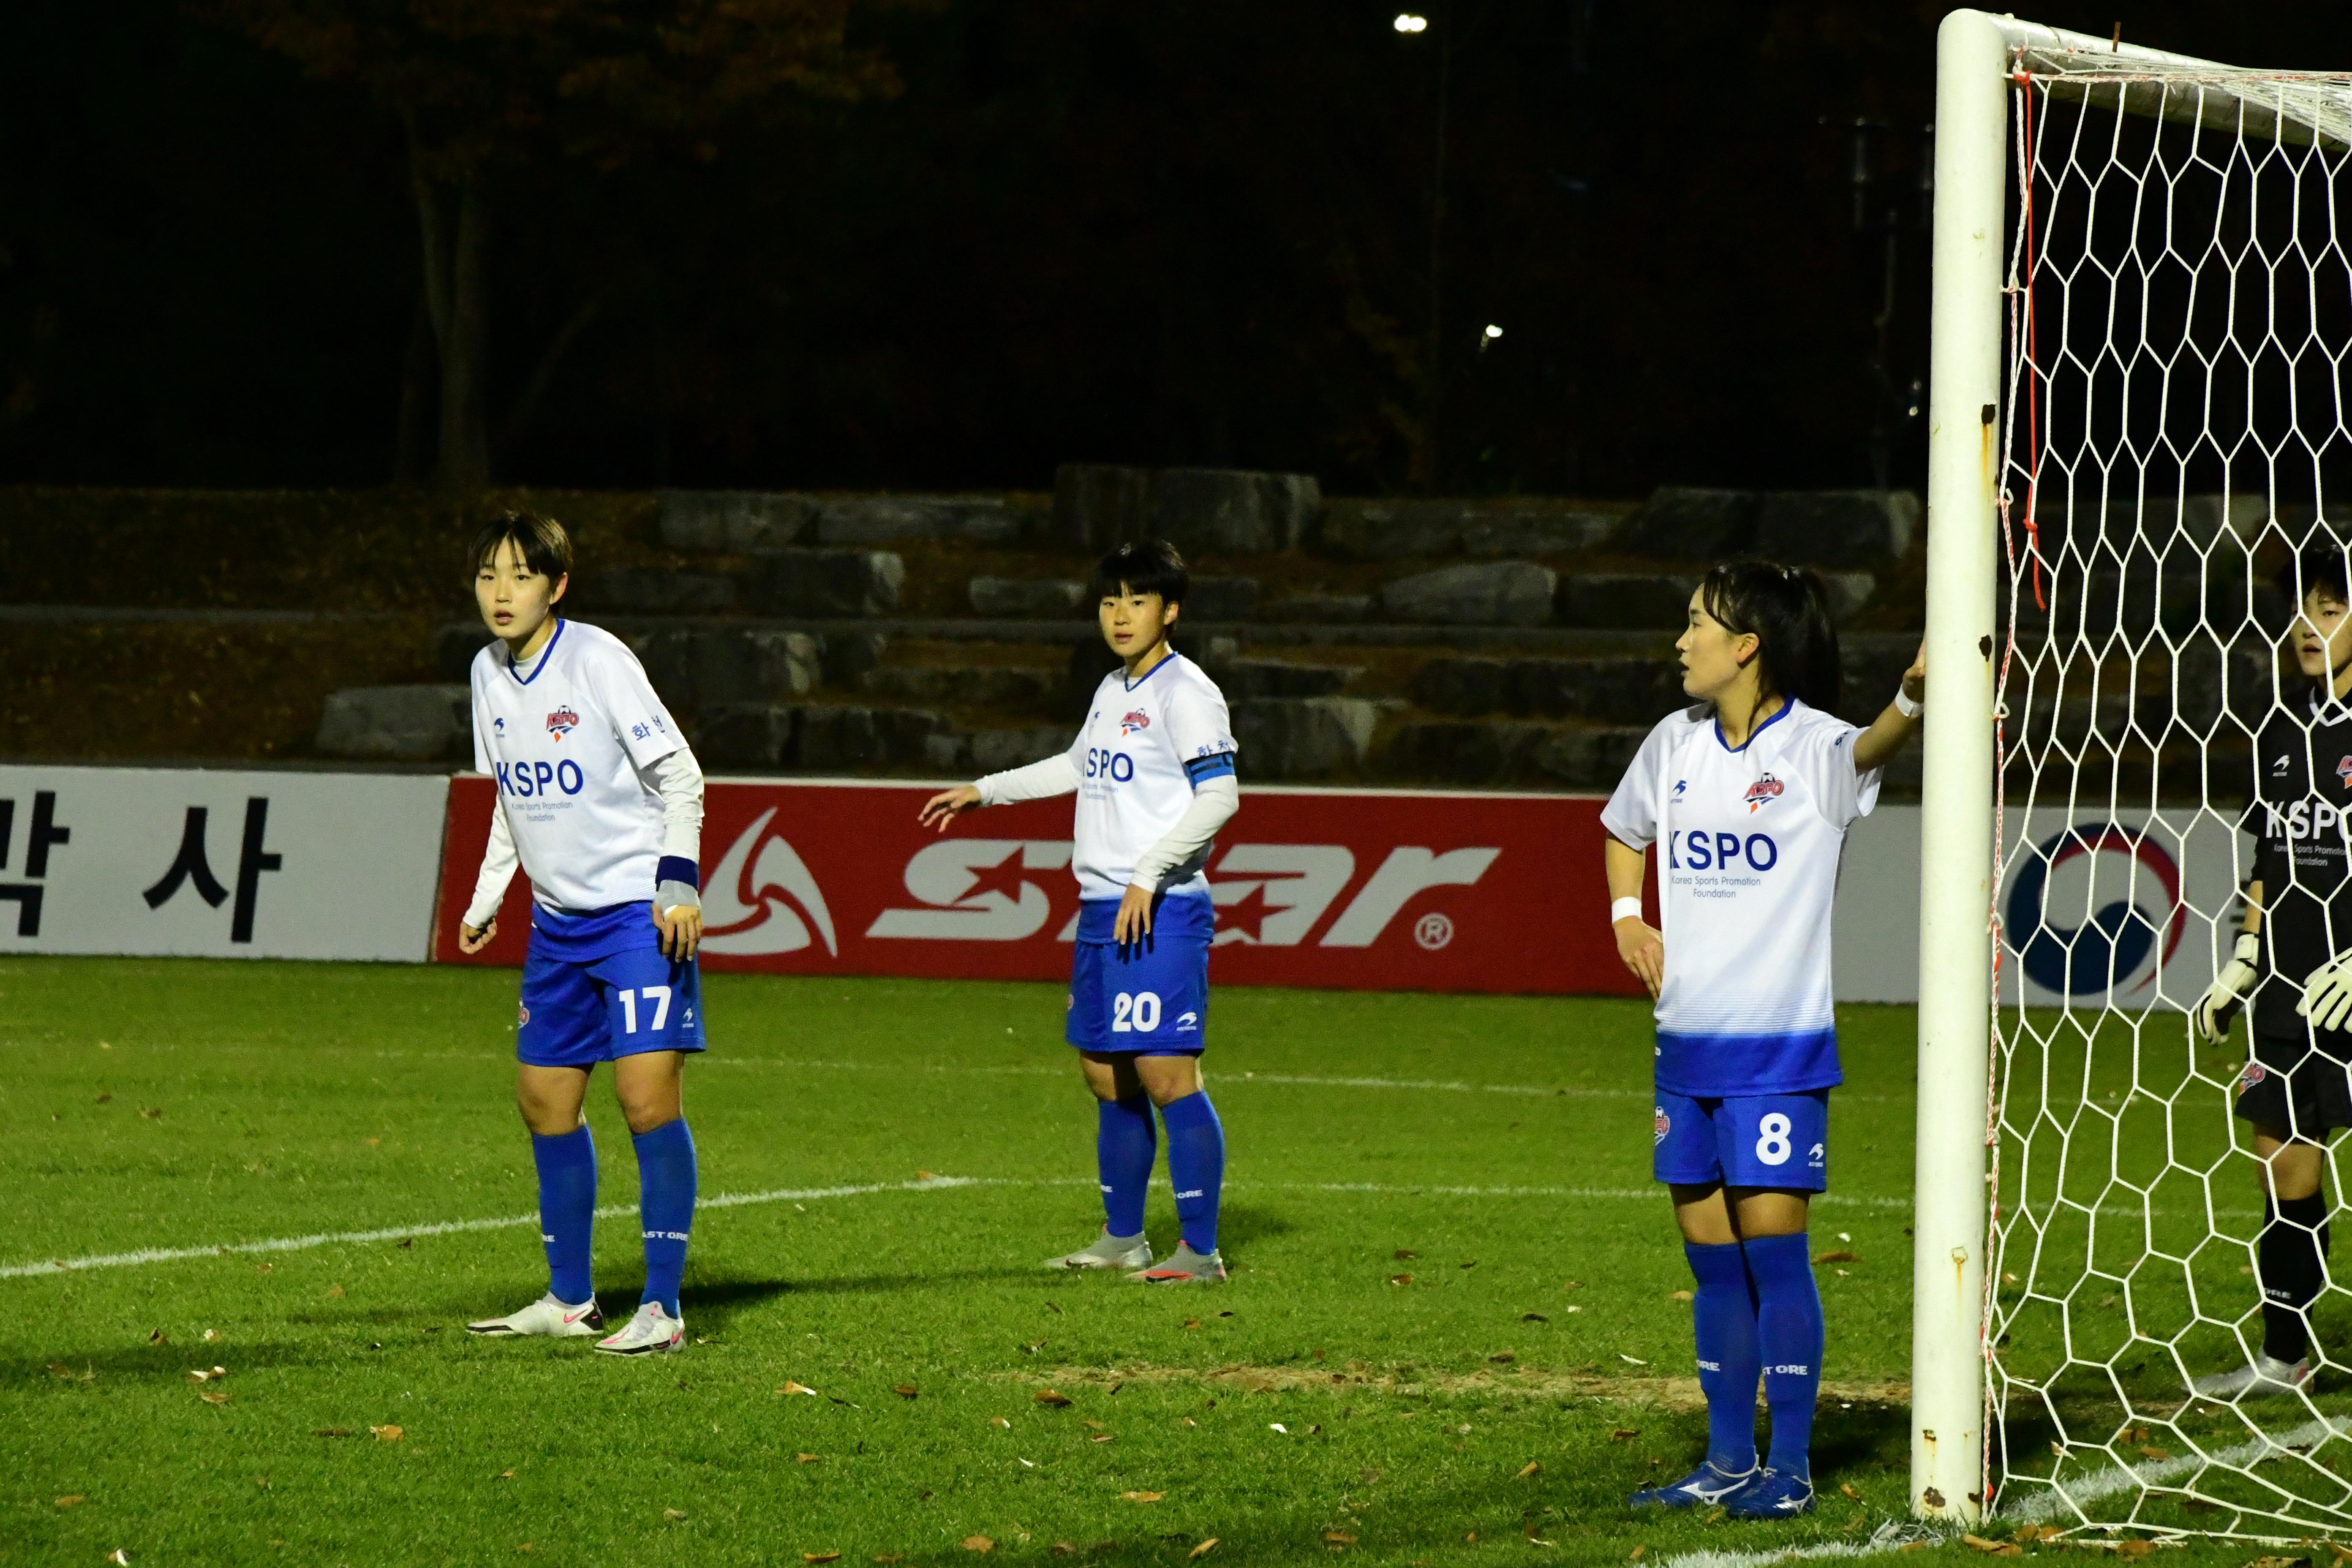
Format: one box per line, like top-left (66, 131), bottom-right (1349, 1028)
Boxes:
top-left (2, 1176), bottom-right (1919, 1282)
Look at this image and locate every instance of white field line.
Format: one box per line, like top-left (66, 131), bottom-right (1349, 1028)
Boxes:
top-left (1997, 1416), bottom-right (2352, 1525)
top-left (1, 1175), bottom-right (1930, 1282)
top-left (1658, 1521), bottom-right (1946, 1568)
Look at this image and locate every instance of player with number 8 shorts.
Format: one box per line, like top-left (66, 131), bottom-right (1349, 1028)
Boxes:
top-left (919, 539), bottom-right (1239, 1284)
top-left (1602, 561), bottom-right (1924, 1518)
top-left (454, 511), bottom-right (709, 1356)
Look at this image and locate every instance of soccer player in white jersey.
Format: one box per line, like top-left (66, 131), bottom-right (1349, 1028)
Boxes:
top-left (453, 512), bottom-right (710, 1356)
top-left (1602, 561), bottom-right (1923, 1518)
top-left (918, 539), bottom-right (1239, 1284)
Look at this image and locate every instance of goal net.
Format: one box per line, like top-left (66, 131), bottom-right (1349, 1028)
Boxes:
top-left (1960, 13), bottom-right (2352, 1545)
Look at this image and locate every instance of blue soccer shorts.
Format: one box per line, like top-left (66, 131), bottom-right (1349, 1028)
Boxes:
top-left (1066, 934), bottom-right (1209, 1055)
top-left (1652, 1087), bottom-right (1829, 1191)
top-left (517, 941), bottom-right (708, 1068)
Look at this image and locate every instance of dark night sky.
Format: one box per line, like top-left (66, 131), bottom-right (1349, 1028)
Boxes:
top-left (4, 2), bottom-right (2350, 499)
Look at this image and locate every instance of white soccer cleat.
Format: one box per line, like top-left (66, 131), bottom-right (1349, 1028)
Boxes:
top-left (465, 1293), bottom-right (605, 1338)
top-left (595, 1301), bottom-right (685, 1356)
top-left (1045, 1228), bottom-right (1154, 1271)
top-left (2191, 1352), bottom-right (2312, 1401)
top-left (1128, 1241), bottom-right (1227, 1284)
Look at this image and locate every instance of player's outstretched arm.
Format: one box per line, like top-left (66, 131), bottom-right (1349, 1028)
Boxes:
top-left (459, 797), bottom-right (520, 954)
top-left (1604, 835), bottom-right (1662, 999)
top-left (1852, 641), bottom-right (1926, 773)
top-left (920, 752), bottom-right (1083, 832)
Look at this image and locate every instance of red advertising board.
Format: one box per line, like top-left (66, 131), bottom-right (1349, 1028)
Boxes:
top-left (433, 776), bottom-right (1651, 996)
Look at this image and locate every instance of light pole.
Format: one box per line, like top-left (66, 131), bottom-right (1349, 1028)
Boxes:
top-left (1396, 12), bottom-right (1450, 492)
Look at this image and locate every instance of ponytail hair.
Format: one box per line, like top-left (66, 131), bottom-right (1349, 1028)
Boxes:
top-left (1698, 559), bottom-right (1842, 714)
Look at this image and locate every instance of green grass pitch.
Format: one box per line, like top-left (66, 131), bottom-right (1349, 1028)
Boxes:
top-left (0, 957), bottom-right (2315, 1565)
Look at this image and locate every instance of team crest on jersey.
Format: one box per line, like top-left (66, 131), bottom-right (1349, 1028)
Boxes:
top-left (2238, 1060), bottom-right (2268, 1094)
top-left (2336, 755), bottom-right (2352, 789)
top-left (1653, 1106), bottom-right (1671, 1146)
top-left (493, 716), bottom-right (506, 734)
top-left (1120, 710), bottom-right (1151, 736)
top-left (517, 1003), bottom-right (531, 1027)
top-left (1742, 774), bottom-right (1785, 813)
top-left (545, 706), bottom-right (581, 740)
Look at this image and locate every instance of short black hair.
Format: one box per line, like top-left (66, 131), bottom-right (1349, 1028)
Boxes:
top-left (468, 509), bottom-right (574, 582)
top-left (2280, 541), bottom-right (2352, 607)
top-left (1698, 558), bottom-right (1843, 714)
top-left (1091, 538), bottom-right (1188, 606)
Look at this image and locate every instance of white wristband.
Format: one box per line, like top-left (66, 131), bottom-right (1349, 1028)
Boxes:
top-left (1611, 897), bottom-right (1645, 925)
top-left (1893, 687), bottom-right (1923, 719)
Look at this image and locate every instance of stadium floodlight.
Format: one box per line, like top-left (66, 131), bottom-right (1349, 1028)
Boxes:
top-left (1923, 8), bottom-right (2352, 1539)
top-left (1394, 13), bottom-right (1427, 34)
top-left (1482, 324), bottom-right (1502, 339)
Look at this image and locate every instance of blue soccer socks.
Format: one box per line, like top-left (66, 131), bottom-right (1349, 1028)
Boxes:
top-left (1745, 1232), bottom-right (1825, 1483)
top-left (632, 1118), bottom-right (697, 1317)
top-left (1683, 1240), bottom-right (1762, 1473)
top-left (1159, 1090), bottom-right (1225, 1255)
top-left (530, 1125), bottom-right (598, 1306)
top-left (1097, 1096), bottom-right (1158, 1239)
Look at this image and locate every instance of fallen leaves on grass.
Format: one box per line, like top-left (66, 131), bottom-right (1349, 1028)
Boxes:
top-left (1120, 1491), bottom-right (1165, 1503)
top-left (1388, 1275), bottom-right (1413, 1286)
top-left (796, 1454), bottom-right (820, 1464)
top-left (107, 1552), bottom-right (129, 1565)
top-left (1618, 1354), bottom-right (1647, 1366)
top-left (199, 1391), bottom-right (229, 1406)
top-left (202, 1328), bottom-right (220, 1342)
top-left (140, 1108), bottom-right (161, 1120)
top-left (1960, 1537), bottom-right (2021, 1558)
top-left (917, 1170), bottom-right (936, 1181)
top-left (2137, 1445), bottom-right (2172, 1461)
top-left (1667, 1290), bottom-right (1693, 1302)
top-left (189, 1366), bottom-right (226, 1382)
top-left (1324, 1532), bottom-right (1358, 1546)
top-left (1034, 1389), bottom-right (1073, 1407)
top-left (96, 1092), bottom-right (112, 1102)
top-left (1516, 1461), bottom-right (1541, 1479)
top-left (46, 1363), bottom-right (69, 1377)
top-left (1183, 1319), bottom-right (1200, 1330)
top-left (1488, 1351), bottom-right (1515, 1363)
top-left (1814, 1250), bottom-right (1857, 1265)
top-left (805, 1554), bottom-right (842, 1564)
top-left (664, 1509), bottom-right (688, 1522)
top-left (961, 1536), bottom-right (994, 1554)
top-left (1626, 1549), bottom-right (1644, 1562)
top-left (1394, 1249), bottom-right (1418, 1260)
top-left (370, 1424), bottom-right (403, 1442)
top-left (1563, 1305), bottom-right (1582, 1314)
top-left (779, 1381), bottom-right (819, 1397)
top-left (147, 1329), bottom-right (165, 1344)
top-left (1051, 1545), bottom-right (1077, 1557)
top-left (1609, 1429), bottom-right (1639, 1443)
top-left (366, 1137), bottom-right (381, 1147)
top-left (990, 1416), bottom-right (1011, 1429)
top-left (1091, 1433), bottom-right (1113, 1443)
top-left (498, 1469), bottom-right (516, 1480)
top-left (1840, 1483), bottom-right (1861, 1500)
top-left (893, 1384), bottom-right (918, 1399)
top-left (1188, 1541), bottom-right (1218, 1560)
top-left (55, 1495), bottom-right (84, 1508)
top-left (1269, 1423), bottom-right (1288, 1434)
top-left (324, 1285), bottom-right (344, 1299)
top-left (2112, 1544), bottom-right (2156, 1559)
top-left (1521, 1312), bottom-right (1548, 1322)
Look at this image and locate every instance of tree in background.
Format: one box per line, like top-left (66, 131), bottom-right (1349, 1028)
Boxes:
top-left (212, 0), bottom-right (901, 490)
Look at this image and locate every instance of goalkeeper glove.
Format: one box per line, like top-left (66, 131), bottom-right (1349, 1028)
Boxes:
top-left (2194, 931), bottom-right (2262, 1044)
top-left (2300, 951), bottom-right (2352, 1033)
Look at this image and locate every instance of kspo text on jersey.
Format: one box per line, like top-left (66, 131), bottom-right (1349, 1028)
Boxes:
top-left (1666, 829), bottom-right (1780, 873)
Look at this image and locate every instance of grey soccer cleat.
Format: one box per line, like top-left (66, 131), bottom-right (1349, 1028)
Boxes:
top-left (465, 1292), bottom-right (605, 1338)
top-left (1045, 1228), bottom-right (1154, 1271)
top-left (1128, 1241), bottom-right (1227, 1284)
top-left (2190, 1352), bottom-right (2312, 1401)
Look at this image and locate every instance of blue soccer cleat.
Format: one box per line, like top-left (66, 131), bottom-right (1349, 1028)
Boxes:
top-left (1628, 1459), bottom-right (1758, 1509)
top-left (1723, 1468), bottom-right (1815, 1519)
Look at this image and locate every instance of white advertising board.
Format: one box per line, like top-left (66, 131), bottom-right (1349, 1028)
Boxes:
top-left (0, 766), bottom-right (449, 962)
top-left (1827, 804), bottom-right (2243, 1010)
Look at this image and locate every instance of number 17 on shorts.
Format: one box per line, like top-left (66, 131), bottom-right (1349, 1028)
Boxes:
top-left (1651, 1088), bottom-right (1829, 1191)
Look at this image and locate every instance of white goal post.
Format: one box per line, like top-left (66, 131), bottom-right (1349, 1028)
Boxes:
top-left (1924, 9), bottom-right (2352, 1538)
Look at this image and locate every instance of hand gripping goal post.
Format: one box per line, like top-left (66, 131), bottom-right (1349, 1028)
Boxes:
top-left (1925, 9), bottom-right (2352, 1541)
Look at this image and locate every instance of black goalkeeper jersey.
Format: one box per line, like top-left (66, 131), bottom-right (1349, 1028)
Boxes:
top-left (2251, 689), bottom-right (2352, 1039)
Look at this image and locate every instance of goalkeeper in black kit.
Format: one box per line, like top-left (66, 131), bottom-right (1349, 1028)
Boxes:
top-left (2194, 545), bottom-right (2352, 1399)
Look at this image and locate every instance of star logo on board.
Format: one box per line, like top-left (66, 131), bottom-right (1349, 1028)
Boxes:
top-left (1212, 879), bottom-right (1287, 944)
top-left (956, 846), bottom-right (1039, 907)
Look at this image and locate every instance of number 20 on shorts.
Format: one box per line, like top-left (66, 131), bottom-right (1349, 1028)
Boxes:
top-left (618, 986), bottom-right (672, 1034)
top-left (1111, 991), bottom-right (1162, 1033)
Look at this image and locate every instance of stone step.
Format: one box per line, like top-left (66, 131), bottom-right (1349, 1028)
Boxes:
top-left (1317, 497), bottom-right (1633, 561)
top-left (1618, 487), bottom-right (1918, 569)
top-left (314, 685), bottom-right (471, 761)
top-left (658, 490), bottom-right (1044, 552)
